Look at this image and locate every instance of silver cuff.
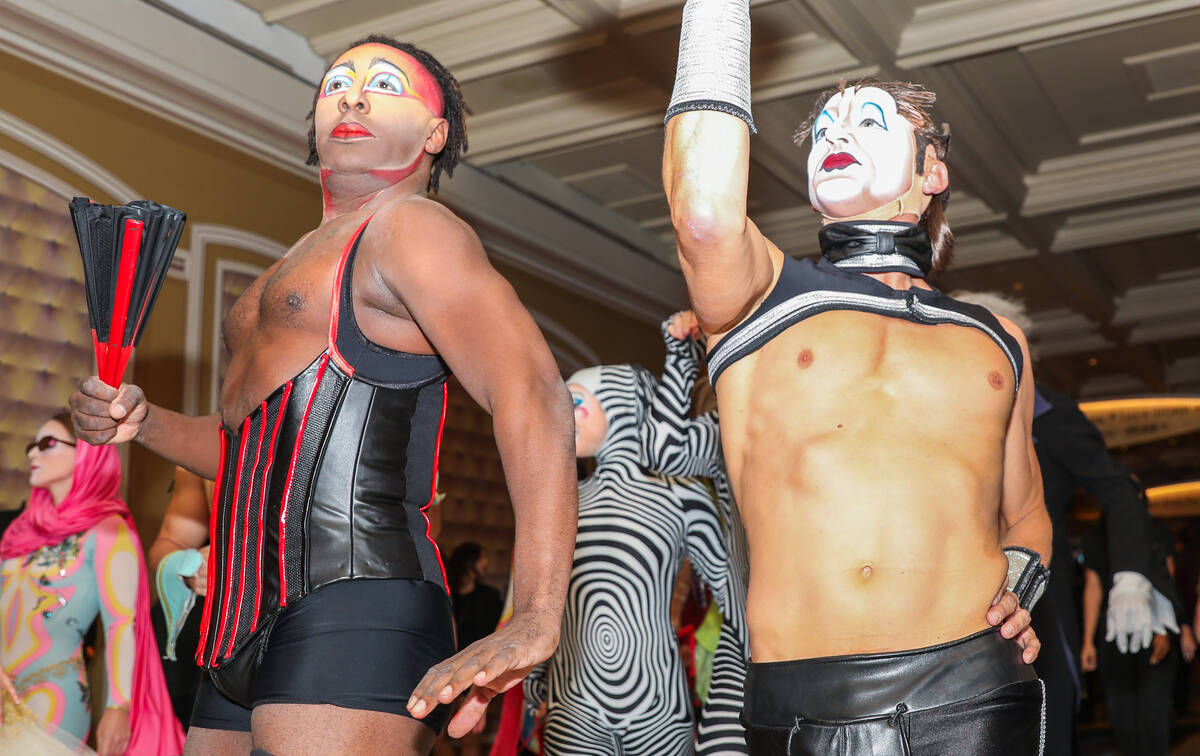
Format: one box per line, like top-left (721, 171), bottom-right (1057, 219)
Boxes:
top-left (1004, 547), bottom-right (1050, 610)
top-left (666, 0), bottom-right (756, 132)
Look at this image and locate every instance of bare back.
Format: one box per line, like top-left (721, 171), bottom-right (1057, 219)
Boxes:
top-left (712, 249), bottom-right (1015, 661)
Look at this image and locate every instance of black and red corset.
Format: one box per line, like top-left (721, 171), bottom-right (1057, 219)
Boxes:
top-left (196, 351), bottom-right (450, 670)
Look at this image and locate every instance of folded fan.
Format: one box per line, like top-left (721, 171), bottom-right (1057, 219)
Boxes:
top-left (68, 198), bottom-right (187, 387)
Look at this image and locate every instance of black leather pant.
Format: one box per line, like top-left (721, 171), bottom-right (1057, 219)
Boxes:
top-left (742, 628), bottom-right (1045, 755)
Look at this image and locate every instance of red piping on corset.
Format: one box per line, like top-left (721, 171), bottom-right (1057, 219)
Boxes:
top-left (211, 419), bottom-right (251, 666)
top-left (278, 355), bottom-right (330, 606)
top-left (250, 382), bottom-right (291, 633)
top-left (195, 430), bottom-right (228, 666)
top-left (327, 215), bottom-right (374, 376)
top-left (422, 382), bottom-right (450, 591)
top-left (225, 403), bottom-right (268, 658)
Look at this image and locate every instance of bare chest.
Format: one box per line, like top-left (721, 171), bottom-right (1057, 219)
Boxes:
top-left (222, 234), bottom-right (346, 355)
top-left (719, 310), bottom-right (1016, 437)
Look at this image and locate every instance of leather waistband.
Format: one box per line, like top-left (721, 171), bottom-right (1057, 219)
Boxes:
top-left (744, 628), bottom-right (1035, 724)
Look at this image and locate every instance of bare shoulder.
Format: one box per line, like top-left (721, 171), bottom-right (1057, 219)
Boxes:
top-left (992, 314), bottom-right (1031, 354)
top-left (363, 194), bottom-right (484, 267)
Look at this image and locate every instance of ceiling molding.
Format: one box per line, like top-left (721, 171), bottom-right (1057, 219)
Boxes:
top-left (1113, 274), bottom-right (1200, 327)
top-left (895, 0), bottom-right (1199, 69)
top-left (1025, 130), bottom-right (1200, 216)
top-left (1028, 308), bottom-right (1109, 358)
top-left (0, 110), bottom-right (139, 202)
top-left (0, 0), bottom-right (316, 181)
top-left (952, 229), bottom-right (1036, 269)
top-left (1079, 112), bottom-right (1200, 146)
top-left (1051, 193), bottom-right (1200, 252)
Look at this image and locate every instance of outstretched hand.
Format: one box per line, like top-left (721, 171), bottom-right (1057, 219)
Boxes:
top-left (407, 612), bottom-right (560, 738)
top-left (69, 377), bottom-right (148, 445)
top-left (987, 587), bottom-right (1040, 664)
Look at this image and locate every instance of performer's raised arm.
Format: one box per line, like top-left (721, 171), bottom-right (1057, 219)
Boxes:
top-left (663, 0), bottom-right (774, 334)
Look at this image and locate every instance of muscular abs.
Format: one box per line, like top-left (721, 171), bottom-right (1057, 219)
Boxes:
top-left (220, 210), bottom-right (430, 424)
top-left (717, 308), bottom-right (1013, 662)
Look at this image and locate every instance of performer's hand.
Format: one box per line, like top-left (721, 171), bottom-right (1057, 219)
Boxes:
top-left (1080, 641), bottom-right (1097, 672)
top-left (1182, 626), bottom-right (1196, 663)
top-left (1149, 633), bottom-right (1170, 666)
top-left (0, 664), bottom-right (20, 727)
top-left (987, 587), bottom-right (1040, 663)
top-left (70, 377), bottom-right (148, 445)
top-left (96, 706), bottom-right (131, 756)
top-left (666, 310), bottom-right (701, 341)
top-left (407, 611), bottom-right (560, 738)
top-left (184, 545), bottom-right (210, 597)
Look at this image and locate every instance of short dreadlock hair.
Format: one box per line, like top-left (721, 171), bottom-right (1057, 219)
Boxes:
top-left (306, 35), bottom-right (471, 194)
top-left (796, 78), bottom-right (955, 277)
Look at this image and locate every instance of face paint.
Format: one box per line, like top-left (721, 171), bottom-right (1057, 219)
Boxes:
top-left (807, 86), bottom-right (928, 222)
top-left (314, 43), bottom-right (447, 181)
top-left (568, 383), bottom-right (609, 458)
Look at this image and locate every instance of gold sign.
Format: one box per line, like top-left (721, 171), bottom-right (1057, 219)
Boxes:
top-left (1078, 396), bottom-right (1200, 448)
top-left (1146, 481), bottom-right (1200, 518)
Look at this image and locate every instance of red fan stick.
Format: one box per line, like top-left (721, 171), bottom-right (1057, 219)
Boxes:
top-left (102, 218), bottom-right (143, 387)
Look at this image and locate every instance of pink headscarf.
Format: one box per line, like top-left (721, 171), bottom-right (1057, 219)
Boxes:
top-left (1, 441), bottom-right (185, 756)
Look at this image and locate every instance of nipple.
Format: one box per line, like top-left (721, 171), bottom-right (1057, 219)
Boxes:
top-left (797, 349), bottom-right (814, 369)
top-left (286, 292), bottom-right (303, 310)
top-left (988, 371), bottom-right (1005, 390)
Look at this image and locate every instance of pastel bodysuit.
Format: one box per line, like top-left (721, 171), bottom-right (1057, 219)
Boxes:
top-left (1, 514), bottom-right (137, 745)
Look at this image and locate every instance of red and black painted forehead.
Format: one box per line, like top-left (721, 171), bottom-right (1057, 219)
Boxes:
top-left (326, 44), bottom-right (445, 117)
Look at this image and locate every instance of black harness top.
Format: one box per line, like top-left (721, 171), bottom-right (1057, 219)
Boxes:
top-left (706, 221), bottom-right (1024, 390)
top-left (197, 217), bottom-right (451, 702)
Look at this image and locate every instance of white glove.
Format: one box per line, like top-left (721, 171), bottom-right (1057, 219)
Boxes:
top-left (1106, 571), bottom-right (1179, 653)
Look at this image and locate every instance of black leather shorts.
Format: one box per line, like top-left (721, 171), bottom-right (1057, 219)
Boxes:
top-left (191, 578), bottom-right (455, 734)
top-left (742, 628), bottom-right (1045, 755)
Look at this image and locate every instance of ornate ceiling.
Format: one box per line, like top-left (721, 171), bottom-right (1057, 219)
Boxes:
top-left (3, 0), bottom-right (1199, 486)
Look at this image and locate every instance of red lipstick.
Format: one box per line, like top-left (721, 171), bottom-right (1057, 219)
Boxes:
top-left (822, 152), bottom-right (860, 171)
top-left (331, 122), bottom-right (372, 139)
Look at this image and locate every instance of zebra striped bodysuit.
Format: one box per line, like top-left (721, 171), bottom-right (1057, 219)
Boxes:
top-left (641, 323), bottom-right (750, 755)
top-left (527, 347), bottom-right (729, 755)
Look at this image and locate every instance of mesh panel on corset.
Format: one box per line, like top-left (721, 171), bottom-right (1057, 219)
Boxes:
top-left (283, 370), bottom-right (346, 601)
top-left (228, 393), bottom-right (285, 653)
top-left (216, 412), bottom-right (262, 657)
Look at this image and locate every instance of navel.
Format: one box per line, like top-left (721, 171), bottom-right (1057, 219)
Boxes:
top-left (797, 349), bottom-right (814, 369)
top-left (988, 370), bottom-right (1005, 390)
top-left (859, 564), bottom-right (873, 580)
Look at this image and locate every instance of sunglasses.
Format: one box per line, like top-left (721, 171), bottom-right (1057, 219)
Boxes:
top-left (25, 436), bottom-right (77, 455)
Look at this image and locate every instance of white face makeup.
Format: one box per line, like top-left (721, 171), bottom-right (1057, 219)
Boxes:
top-left (568, 383), bottom-right (609, 459)
top-left (806, 86), bottom-right (918, 219)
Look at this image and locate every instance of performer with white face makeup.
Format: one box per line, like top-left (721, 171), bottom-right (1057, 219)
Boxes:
top-left (662, 1), bottom-right (1052, 753)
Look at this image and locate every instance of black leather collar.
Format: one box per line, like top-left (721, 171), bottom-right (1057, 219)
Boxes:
top-left (819, 220), bottom-right (933, 277)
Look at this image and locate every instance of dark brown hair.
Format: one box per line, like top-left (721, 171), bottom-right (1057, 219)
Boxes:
top-left (305, 35), bottom-right (471, 194)
top-left (796, 78), bottom-right (954, 277)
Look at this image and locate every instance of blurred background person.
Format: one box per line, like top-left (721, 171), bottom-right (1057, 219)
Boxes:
top-left (148, 466), bottom-right (211, 731)
top-left (1081, 511), bottom-right (1183, 756)
top-left (0, 411), bottom-right (183, 754)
